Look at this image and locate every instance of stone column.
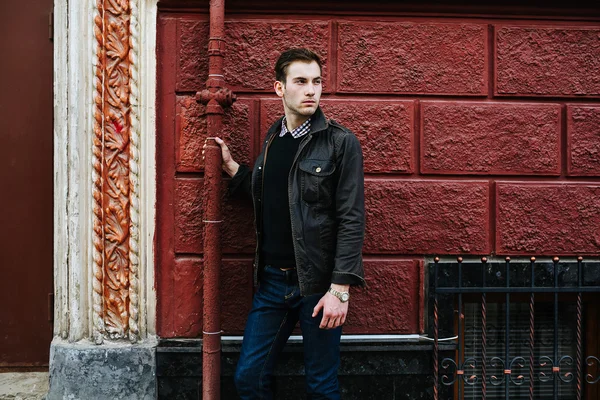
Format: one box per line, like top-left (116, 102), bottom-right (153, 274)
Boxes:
top-left (48, 0), bottom-right (158, 398)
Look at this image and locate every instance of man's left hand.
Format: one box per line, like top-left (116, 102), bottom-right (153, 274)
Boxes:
top-left (312, 284), bottom-right (350, 329)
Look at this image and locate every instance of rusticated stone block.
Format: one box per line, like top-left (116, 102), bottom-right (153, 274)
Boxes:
top-left (421, 101), bottom-right (561, 175)
top-left (338, 22), bottom-right (487, 94)
top-left (260, 99), bottom-right (413, 173)
top-left (225, 21), bottom-right (330, 91)
top-left (174, 179), bottom-right (204, 254)
top-left (496, 26), bottom-right (600, 97)
top-left (221, 259), bottom-right (254, 334)
top-left (567, 106), bottom-right (600, 176)
top-left (178, 20), bottom-right (209, 92)
top-left (174, 178), bottom-right (255, 255)
top-left (324, 101), bottom-right (413, 173)
top-left (344, 259), bottom-right (423, 334)
top-left (178, 19), bottom-right (330, 92)
top-left (364, 180), bottom-right (490, 254)
top-left (171, 258), bottom-right (253, 337)
top-left (176, 96), bottom-right (254, 172)
top-left (260, 99), bottom-right (284, 142)
top-left (496, 183), bottom-right (600, 255)
top-left (172, 258), bottom-right (203, 337)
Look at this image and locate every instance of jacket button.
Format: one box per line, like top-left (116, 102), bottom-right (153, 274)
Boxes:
top-left (316, 167), bottom-right (321, 173)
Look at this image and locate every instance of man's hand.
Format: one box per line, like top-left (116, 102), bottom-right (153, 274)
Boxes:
top-left (202, 137), bottom-right (240, 177)
top-left (312, 284), bottom-right (350, 329)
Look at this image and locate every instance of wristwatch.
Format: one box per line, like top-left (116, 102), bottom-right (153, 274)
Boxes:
top-left (328, 287), bottom-right (350, 303)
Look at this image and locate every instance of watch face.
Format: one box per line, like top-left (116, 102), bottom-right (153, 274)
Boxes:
top-left (341, 293), bottom-right (349, 302)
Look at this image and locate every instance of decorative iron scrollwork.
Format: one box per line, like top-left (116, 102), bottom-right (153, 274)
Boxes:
top-left (586, 356), bottom-right (600, 384)
top-left (509, 356), bottom-right (527, 385)
top-left (558, 355), bottom-right (575, 383)
top-left (441, 358), bottom-right (458, 386)
top-left (440, 357), bottom-right (479, 386)
top-left (463, 357), bottom-right (479, 386)
top-left (539, 356), bottom-right (554, 383)
top-left (489, 357), bottom-right (505, 386)
top-left (537, 355), bottom-right (576, 383)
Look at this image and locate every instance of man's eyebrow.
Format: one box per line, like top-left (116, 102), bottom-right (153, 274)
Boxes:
top-left (291, 76), bottom-right (322, 80)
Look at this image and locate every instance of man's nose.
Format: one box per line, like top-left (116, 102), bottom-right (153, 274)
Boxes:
top-left (306, 84), bottom-right (315, 96)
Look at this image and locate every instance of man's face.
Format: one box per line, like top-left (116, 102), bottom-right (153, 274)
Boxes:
top-left (274, 61), bottom-right (322, 119)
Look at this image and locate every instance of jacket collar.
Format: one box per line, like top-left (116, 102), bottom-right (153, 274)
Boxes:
top-left (309, 106), bottom-right (328, 134)
top-left (266, 106), bottom-right (329, 139)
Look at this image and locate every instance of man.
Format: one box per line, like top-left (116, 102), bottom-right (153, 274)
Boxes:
top-left (207, 47), bottom-right (365, 399)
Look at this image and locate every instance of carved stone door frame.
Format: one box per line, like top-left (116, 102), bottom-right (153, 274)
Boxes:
top-left (50, 0), bottom-right (158, 397)
top-left (53, 0), bottom-right (157, 344)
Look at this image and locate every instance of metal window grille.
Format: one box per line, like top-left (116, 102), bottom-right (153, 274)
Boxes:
top-left (463, 302), bottom-right (576, 399)
top-left (432, 257), bottom-right (600, 400)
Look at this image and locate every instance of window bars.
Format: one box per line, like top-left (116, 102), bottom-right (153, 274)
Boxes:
top-left (432, 257), bottom-right (600, 400)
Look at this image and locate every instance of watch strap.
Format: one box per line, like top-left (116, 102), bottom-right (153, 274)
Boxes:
top-left (328, 287), bottom-right (350, 302)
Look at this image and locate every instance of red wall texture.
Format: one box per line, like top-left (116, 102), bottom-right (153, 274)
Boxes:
top-left (156, 7), bottom-right (600, 338)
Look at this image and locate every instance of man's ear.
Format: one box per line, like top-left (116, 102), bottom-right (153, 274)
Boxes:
top-left (274, 80), bottom-right (284, 98)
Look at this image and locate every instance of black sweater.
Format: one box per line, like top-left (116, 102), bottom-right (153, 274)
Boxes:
top-left (261, 133), bottom-right (302, 268)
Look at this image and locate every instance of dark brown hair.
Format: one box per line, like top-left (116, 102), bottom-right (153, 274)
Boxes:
top-left (274, 48), bottom-right (323, 84)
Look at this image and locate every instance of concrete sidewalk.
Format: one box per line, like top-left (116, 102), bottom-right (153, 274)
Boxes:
top-left (0, 373), bottom-right (48, 400)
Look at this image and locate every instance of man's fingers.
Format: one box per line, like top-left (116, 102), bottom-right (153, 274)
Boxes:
top-left (319, 310), bottom-right (330, 329)
top-left (315, 294), bottom-right (349, 329)
top-left (207, 137), bottom-right (226, 149)
top-left (320, 308), bottom-right (341, 329)
top-left (215, 137), bottom-right (229, 151)
top-left (320, 309), bottom-right (331, 328)
top-left (312, 299), bottom-right (324, 318)
top-left (327, 316), bottom-right (337, 329)
top-left (319, 317), bottom-right (328, 329)
top-left (214, 137), bottom-right (231, 161)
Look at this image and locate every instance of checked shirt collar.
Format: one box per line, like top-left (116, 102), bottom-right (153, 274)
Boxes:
top-left (280, 117), bottom-right (311, 139)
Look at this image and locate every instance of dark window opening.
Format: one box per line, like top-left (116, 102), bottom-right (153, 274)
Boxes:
top-left (463, 302), bottom-right (577, 399)
top-left (430, 258), bottom-right (600, 400)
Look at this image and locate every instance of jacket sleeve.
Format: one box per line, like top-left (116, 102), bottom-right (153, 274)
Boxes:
top-left (228, 164), bottom-right (252, 202)
top-left (331, 132), bottom-right (366, 287)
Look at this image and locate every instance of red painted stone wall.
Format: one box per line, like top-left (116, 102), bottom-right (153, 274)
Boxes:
top-left (156, 7), bottom-right (600, 338)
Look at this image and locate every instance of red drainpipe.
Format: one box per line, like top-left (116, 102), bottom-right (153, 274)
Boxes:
top-left (196, 0), bottom-right (236, 398)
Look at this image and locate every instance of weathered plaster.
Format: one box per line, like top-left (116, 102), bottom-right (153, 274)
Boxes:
top-left (54, 0), bottom-right (95, 342)
top-left (53, 0), bottom-right (68, 339)
top-left (139, 0), bottom-right (158, 337)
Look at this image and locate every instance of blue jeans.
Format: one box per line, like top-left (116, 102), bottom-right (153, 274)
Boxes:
top-left (234, 265), bottom-right (342, 400)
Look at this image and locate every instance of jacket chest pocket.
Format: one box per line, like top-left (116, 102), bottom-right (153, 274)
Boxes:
top-left (299, 159), bottom-right (336, 206)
